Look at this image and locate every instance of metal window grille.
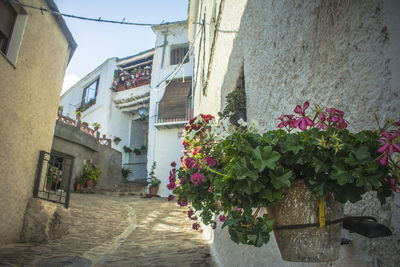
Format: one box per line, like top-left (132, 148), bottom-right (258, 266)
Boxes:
top-left (33, 151), bottom-right (74, 208)
top-left (170, 46), bottom-right (189, 65)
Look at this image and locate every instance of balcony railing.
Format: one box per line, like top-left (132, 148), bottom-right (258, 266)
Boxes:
top-left (156, 99), bottom-right (193, 124)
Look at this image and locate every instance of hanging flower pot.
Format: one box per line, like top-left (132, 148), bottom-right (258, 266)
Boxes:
top-left (267, 180), bottom-right (343, 262)
top-left (229, 110), bottom-right (247, 127)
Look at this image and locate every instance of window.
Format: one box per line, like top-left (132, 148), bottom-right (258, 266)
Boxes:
top-left (0, 0), bottom-right (17, 54)
top-left (0, 1), bottom-right (27, 65)
top-left (81, 79), bottom-right (99, 110)
top-left (157, 78), bottom-right (192, 123)
top-left (170, 45), bottom-right (189, 65)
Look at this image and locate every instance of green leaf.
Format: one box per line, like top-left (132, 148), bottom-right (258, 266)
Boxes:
top-left (355, 146), bottom-right (371, 161)
top-left (269, 170), bottom-right (292, 189)
top-left (251, 146), bottom-right (280, 172)
top-left (331, 164), bottom-right (354, 185)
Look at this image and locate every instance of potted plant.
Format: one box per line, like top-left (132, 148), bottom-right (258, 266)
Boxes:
top-left (148, 162), bottom-right (161, 195)
top-left (121, 167), bottom-right (132, 179)
top-left (133, 148), bottom-right (141, 155)
top-left (82, 159), bottom-right (102, 189)
top-left (114, 137), bottom-right (122, 145)
top-left (92, 122), bottom-right (101, 131)
top-left (46, 164), bottom-right (62, 191)
top-left (74, 110), bottom-right (82, 120)
top-left (141, 145), bottom-right (147, 154)
top-left (123, 146), bottom-right (132, 153)
top-left (218, 87), bottom-right (246, 126)
top-left (74, 175), bottom-right (84, 191)
top-left (167, 106), bottom-right (398, 262)
top-left (58, 105), bottom-right (63, 116)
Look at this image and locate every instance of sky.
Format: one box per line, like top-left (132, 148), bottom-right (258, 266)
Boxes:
top-left (53, 0), bottom-right (188, 94)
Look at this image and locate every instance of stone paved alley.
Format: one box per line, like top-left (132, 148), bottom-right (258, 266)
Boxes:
top-left (0, 194), bottom-right (215, 266)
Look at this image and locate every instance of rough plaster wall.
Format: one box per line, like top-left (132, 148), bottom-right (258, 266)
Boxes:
top-left (196, 0), bottom-right (400, 266)
top-left (0, 0), bottom-right (70, 245)
top-left (52, 122), bottom-right (123, 188)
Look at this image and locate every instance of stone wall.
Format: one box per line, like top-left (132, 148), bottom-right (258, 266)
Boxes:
top-left (52, 120), bottom-right (123, 188)
top-left (0, 0), bottom-right (73, 245)
top-left (193, 0), bottom-right (400, 266)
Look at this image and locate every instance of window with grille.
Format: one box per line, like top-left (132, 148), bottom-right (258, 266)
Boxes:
top-left (0, 0), bottom-right (17, 54)
top-left (170, 45), bottom-right (189, 65)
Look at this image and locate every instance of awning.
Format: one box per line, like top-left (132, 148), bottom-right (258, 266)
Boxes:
top-left (157, 78), bottom-right (192, 123)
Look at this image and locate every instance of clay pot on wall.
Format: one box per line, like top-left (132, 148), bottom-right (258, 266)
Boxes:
top-left (266, 179), bottom-right (343, 262)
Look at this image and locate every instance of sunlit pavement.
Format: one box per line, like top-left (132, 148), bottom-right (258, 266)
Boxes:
top-left (0, 193), bottom-right (214, 266)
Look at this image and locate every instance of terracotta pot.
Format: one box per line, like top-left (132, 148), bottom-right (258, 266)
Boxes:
top-left (46, 182), bottom-right (56, 191)
top-left (114, 140), bottom-right (120, 145)
top-left (149, 186), bottom-right (159, 196)
top-left (75, 183), bottom-right (82, 191)
top-left (117, 85), bottom-right (126, 91)
top-left (267, 179), bottom-right (343, 262)
top-left (86, 179), bottom-right (95, 189)
top-left (76, 114), bottom-right (81, 120)
top-left (94, 127), bottom-right (99, 131)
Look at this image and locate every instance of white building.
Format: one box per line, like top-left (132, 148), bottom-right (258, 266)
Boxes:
top-left (59, 49), bottom-right (154, 181)
top-left (59, 21), bottom-right (193, 193)
top-left (148, 21), bottom-right (193, 197)
top-left (188, 0), bottom-right (400, 266)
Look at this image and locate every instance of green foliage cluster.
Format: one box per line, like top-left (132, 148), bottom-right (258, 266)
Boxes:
top-left (80, 159), bottom-right (102, 184)
top-left (121, 167), bottom-right (132, 179)
top-left (148, 162), bottom-right (161, 188)
top-left (123, 146), bottom-right (132, 153)
top-left (173, 126), bottom-right (391, 247)
top-left (218, 88), bottom-right (246, 119)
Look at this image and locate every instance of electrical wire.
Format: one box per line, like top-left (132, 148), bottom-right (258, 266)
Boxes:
top-left (150, 25), bottom-right (203, 92)
top-left (8, 0), bottom-right (159, 26)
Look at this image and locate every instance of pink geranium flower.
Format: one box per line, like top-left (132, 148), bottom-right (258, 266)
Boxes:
top-left (294, 101), bottom-right (314, 131)
top-left (190, 172), bottom-right (205, 185)
top-left (377, 132), bottom-right (400, 165)
top-left (206, 157), bottom-right (217, 166)
top-left (219, 214), bottom-right (226, 222)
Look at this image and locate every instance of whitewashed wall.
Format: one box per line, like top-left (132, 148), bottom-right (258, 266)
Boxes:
top-left (192, 0), bottom-right (400, 266)
top-left (148, 22), bottom-right (194, 196)
top-left (59, 58), bottom-right (131, 160)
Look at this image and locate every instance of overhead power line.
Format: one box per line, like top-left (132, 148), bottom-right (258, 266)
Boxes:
top-left (8, 0), bottom-right (159, 26)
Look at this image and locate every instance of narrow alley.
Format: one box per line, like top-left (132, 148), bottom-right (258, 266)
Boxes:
top-left (0, 194), bottom-right (214, 266)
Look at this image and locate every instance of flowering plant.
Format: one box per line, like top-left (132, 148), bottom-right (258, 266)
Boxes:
top-left (109, 65), bottom-right (152, 91)
top-left (47, 164), bottom-right (62, 184)
top-left (168, 103), bottom-right (398, 247)
top-left (82, 159), bottom-right (102, 183)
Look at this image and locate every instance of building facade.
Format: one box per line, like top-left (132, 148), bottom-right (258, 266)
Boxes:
top-left (59, 21), bottom-right (193, 195)
top-left (148, 21), bottom-right (193, 197)
top-left (59, 49), bottom-right (154, 182)
top-left (188, 0), bottom-right (400, 266)
top-left (0, 0), bottom-right (76, 245)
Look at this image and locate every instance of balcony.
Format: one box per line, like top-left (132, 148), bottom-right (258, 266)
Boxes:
top-left (155, 98), bottom-right (193, 129)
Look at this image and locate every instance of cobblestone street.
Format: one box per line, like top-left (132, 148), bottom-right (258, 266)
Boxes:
top-left (0, 193), bottom-right (214, 266)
